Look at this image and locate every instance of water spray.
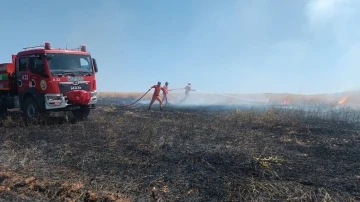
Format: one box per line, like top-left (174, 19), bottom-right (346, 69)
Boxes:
top-left (169, 88), bottom-right (185, 91)
top-left (170, 88), bottom-right (269, 103)
top-left (193, 90), bottom-right (241, 99)
top-left (195, 90), bottom-right (269, 102)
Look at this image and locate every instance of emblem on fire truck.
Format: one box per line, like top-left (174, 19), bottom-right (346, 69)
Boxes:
top-left (40, 80), bottom-right (47, 90)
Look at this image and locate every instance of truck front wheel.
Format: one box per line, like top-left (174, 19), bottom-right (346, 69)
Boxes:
top-left (23, 97), bottom-right (40, 122)
top-left (0, 97), bottom-right (7, 117)
top-left (72, 106), bottom-right (90, 120)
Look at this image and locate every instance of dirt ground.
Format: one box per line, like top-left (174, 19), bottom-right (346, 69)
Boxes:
top-left (0, 103), bottom-right (360, 201)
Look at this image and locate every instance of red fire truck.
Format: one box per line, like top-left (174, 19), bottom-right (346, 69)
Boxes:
top-left (0, 42), bottom-right (98, 121)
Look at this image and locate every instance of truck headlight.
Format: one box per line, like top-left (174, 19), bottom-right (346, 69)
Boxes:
top-left (91, 91), bottom-right (97, 97)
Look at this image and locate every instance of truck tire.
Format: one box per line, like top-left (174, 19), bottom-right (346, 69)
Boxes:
top-left (23, 97), bottom-right (40, 123)
top-left (72, 106), bottom-right (90, 120)
top-left (0, 97), bottom-right (7, 116)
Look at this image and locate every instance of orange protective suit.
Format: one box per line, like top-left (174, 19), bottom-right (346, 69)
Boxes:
top-left (148, 83), bottom-right (166, 110)
top-left (162, 84), bottom-right (169, 104)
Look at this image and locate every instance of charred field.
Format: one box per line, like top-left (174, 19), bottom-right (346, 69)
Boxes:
top-left (0, 100), bottom-right (360, 201)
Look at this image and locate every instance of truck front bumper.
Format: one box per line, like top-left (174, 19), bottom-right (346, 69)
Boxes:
top-left (44, 91), bottom-right (97, 110)
top-left (46, 104), bottom-right (96, 117)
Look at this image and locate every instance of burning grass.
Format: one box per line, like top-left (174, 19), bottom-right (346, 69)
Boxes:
top-left (0, 103), bottom-right (360, 201)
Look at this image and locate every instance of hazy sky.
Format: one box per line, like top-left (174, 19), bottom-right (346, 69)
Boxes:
top-left (1, 0), bottom-right (360, 94)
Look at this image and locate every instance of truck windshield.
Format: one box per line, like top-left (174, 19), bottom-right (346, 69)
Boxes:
top-left (47, 53), bottom-right (93, 76)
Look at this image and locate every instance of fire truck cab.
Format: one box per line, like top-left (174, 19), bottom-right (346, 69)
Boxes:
top-left (0, 42), bottom-right (98, 121)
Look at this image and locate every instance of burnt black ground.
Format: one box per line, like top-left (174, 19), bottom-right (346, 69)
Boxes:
top-left (0, 101), bottom-right (360, 201)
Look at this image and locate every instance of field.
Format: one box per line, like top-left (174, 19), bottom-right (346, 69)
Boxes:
top-left (1, 92), bottom-right (360, 201)
top-left (97, 91), bottom-right (357, 106)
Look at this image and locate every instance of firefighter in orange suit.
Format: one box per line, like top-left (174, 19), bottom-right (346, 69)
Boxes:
top-left (148, 81), bottom-right (166, 110)
top-left (162, 81), bottom-right (170, 105)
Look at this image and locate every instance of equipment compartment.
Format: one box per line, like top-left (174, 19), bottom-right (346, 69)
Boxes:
top-left (0, 63), bottom-right (15, 90)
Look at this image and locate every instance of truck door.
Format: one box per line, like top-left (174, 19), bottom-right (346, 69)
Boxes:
top-left (28, 55), bottom-right (46, 92)
top-left (16, 56), bottom-right (29, 93)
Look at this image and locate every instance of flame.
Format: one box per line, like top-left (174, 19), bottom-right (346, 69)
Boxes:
top-left (337, 95), bottom-right (349, 105)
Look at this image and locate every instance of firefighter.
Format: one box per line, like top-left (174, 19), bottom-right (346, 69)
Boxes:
top-left (180, 82), bottom-right (193, 103)
top-left (148, 81), bottom-right (166, 110)
top-left (162, 81), bottom-right (170, 105)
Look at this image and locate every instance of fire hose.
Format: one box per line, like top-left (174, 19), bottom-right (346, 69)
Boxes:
top-left (115, 87), bottom-right (192, 108)
top-left (111, 88), bottom-right (240, 108)
top-left (113, 87), bottom-right (194, 108)
top-left (116, 89), bottom-right (151, 108)
top-left (169, 88), bottom-right (196, 91)
top-left (169, 89), bottom-right (249, 100)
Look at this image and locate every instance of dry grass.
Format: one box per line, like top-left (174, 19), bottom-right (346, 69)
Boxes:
top-left (97, 91), bottom-right (359, 106)
top-left (0, 102), bottom-right (360, 201)
top-left (98, 91), bottom-right (186, 102)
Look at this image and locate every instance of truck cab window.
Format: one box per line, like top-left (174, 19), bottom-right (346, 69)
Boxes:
top-left (80, 58), bottom-right (89, 69)
top-left (19, 57), bottom-right (27, 71)
top-left (47, 54), bottom-right (93, 76)
top-left (29, 57), bottom-right (44, 74)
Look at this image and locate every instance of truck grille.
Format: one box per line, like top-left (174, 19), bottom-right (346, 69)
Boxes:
top-left (58, 81), bottom-right (91, 95)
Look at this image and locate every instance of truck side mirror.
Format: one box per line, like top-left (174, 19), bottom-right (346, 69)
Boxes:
top-left (92, 58), bottom-right (98, 73)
